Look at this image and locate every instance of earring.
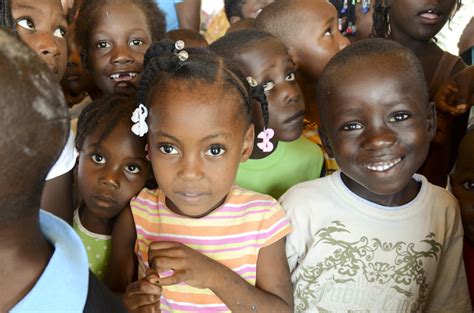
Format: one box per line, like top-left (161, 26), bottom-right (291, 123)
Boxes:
top-left (257, 128), bottom-right (275, 153)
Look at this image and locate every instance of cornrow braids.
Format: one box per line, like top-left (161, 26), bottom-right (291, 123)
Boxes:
top-left (0, 0), bottom-right (14, 29)
top-left (371, 0), bottom-right (463, 39)
top-left (210, 29), bottom-right (277, 130)
top-left (250, 84), bottom-right (270, 130)
top-left (137, 39), bottom-right (254, 126)
top-left (75, 94), bottom-right (137, 151)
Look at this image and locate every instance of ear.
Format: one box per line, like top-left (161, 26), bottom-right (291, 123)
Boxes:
top-left (230, 16), bottom-right (242, 23)
top-left (426, 101), bottom-right (437, 141)
top-left (240, 124), bottom-right (255, 162)
top-left (318, 127), bottom-right (335, 159)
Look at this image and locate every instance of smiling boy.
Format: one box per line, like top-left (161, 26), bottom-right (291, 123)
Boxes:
top-left (280, 39), bottom-right (470, 312)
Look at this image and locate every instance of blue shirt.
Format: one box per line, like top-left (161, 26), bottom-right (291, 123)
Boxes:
top-left (11, 210), bottom-right (89, 312)
top-left (156, 0), bottom-right (183, 31)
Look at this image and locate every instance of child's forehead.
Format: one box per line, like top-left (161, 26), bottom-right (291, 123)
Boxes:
top-left (12, 0), bottom-right (64, 12)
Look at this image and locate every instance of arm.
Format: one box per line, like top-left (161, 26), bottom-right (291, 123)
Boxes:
top-left (149, 238), bottom-right (293, 312)
top-left (41, 170), bottom-right (73, 224)
top-left (175, 0), bottom-right (201, 31)
top-left (104, 206), bottom-right (138, 293)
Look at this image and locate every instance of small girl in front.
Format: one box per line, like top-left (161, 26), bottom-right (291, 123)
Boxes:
top-left (75, 94), bottom-right (149, 280)
top-left (105, 40), bottom-right (294, 312)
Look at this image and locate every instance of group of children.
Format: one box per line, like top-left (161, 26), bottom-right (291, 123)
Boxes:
top-left (0, 0), bottom-right (473, 312)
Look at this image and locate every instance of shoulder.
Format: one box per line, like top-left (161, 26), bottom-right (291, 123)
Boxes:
top-left (290, 137), bottom-right (323, 154)
top-left (280, 174), bottom-right (334, 205)
top-left (84, 272), bottom-right (127, 313)
top-left (228, 185), bottom-right (281, 210)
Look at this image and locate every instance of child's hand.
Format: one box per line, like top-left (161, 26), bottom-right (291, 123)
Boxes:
top-left (148, 241), bottom-right (221, 289)
top-left (122, 269), bottom-right (162, 313)
top-left (435, 66), bottom-right (474, 116)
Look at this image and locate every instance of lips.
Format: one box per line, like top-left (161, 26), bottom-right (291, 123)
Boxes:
top-left (418, 8), bottom-right (443, 24)
top-left (363, 157), bottom-right (403, 172)
top-left (92, 194), bottom-right (117, 207)
top-left (284, 110), bottom-right (305, 124)
top-left (175, 192), bottom-right (207, 204)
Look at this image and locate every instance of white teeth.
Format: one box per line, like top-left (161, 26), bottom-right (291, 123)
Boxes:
top-left (365, 158), bottom-right (402, 172)
top-left (109, 72), bottom-right (138, 80)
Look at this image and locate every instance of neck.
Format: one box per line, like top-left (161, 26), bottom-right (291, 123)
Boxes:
top-left (340, 173), bottom-right (421, 207)
top-left (296, 73), bottom-right (320, 124)
top-left (0, 212), bottom-right (52, 311)
top-left (79, 205), bottom-right (114, 235)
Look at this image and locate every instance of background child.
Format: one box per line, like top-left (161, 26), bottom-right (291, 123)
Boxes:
top-left (165, 28), bottom-right (208, 48)
top-left (450, 129), bottom-right (474, 306)
top-left (255, 0), bottom-right (350, 175)
top-left (211, 29), bottom-right (324, 199)
top-left (281, 39), bottom-right (470, 311)
top-left (74, 94), bottom-right (150, 280)
top-left (0, 27), bottom-right (125, 312)
top-left (75, 0), bottom-right (166, 97)
top-left (372, 0), bottom-right (469, 187)
top-left (9, 0), bottom-right (77, 223)
top-left (105, 40), bottom-right (293, 312)
top-left (225, 0), bottom-right (273, 24)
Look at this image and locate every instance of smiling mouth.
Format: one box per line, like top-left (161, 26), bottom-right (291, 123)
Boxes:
top-left (364, 158), bottom-right (402, 172)
top-left (109, 72), bottom-right (139, 82)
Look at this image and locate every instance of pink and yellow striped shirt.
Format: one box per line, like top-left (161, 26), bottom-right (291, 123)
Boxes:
top-left (131, 186), bottom-right (292, 312)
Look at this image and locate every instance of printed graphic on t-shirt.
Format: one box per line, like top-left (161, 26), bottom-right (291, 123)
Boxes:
top-left (294, 221), bottom-right (442, 312)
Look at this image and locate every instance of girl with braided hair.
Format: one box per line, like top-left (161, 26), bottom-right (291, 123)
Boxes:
top-left (211, 29), bottom-right (324, 199)
top-left (105, 39), bottom-right (293, 313)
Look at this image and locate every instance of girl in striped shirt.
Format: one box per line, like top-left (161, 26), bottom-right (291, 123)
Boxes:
top-left (105, 40), bottom-right (293, 313)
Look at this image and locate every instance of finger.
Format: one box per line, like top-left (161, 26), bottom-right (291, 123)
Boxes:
top-left (126, 280), bottom-right (163, 296)
top-left (156, 270), bottom-right (188, 286)
top-left (149, 241), bottom-right (183, 251)
top-left (150, 256), bottom-right (186, 273)
top-left (146, 268), bottom-right (161, 284)
top-left (134, 304), bottom-right (161, 313)
top-left (123, 293), bottom-right (161, 310)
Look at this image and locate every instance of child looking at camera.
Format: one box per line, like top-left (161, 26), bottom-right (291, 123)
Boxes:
top-left (281, 39), bottom-right (470, 312)
top-left (105, 40), bottom-right (293, 312)
top-left (74, 94), bottom-right (150, 280)
top-left (75, 0), bottom-right (165, 97)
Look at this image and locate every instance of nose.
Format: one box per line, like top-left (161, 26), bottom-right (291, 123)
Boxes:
top-left (99, 168), bottom-right (120, 189)
top-left (177, 154), bottom-right (205, 182)
top-left (338, 33), bottom-right (351, 50)
top-left (361, 125), bottom-right (397, 151)
top-left (110, 44), bottom-right (134, 65)
top-left (37, 32), bottom-right (60, 58)
top-left (67, 50), bottom-right (81, 68)
top-left (280, 81), bottom-right (302, 107)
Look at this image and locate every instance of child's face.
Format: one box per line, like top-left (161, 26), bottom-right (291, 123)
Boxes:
top-left (88, 3), bottom-right (152, 95)
top-left (322, 56), bottom-right (435, 204)
top-left (292, 0), bottom-right (350, 80)
top-left (12, 0), bottom-right (68, 82)
top-left (147, 81), bottom-right (254, 218)
top-left (388, 0), bottom-right (456, 41)
top-left (61, 21), bottom-right (91, 103)
top-left (238, 37), bottom-right (305, 141)
top-left (450, 133), bottom-right (474, 243)
top-left (77, 120), bottom-right (149, 219)
top-left (239, 0), bottom-right (274, 20)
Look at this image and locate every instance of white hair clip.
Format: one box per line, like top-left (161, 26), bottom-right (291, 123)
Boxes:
top-left (174, 40), bottom-right (188, 61)
top-left (131, 104), bottom-right (148, 137)
top-left (246, 76), bottom-right (258, 87)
